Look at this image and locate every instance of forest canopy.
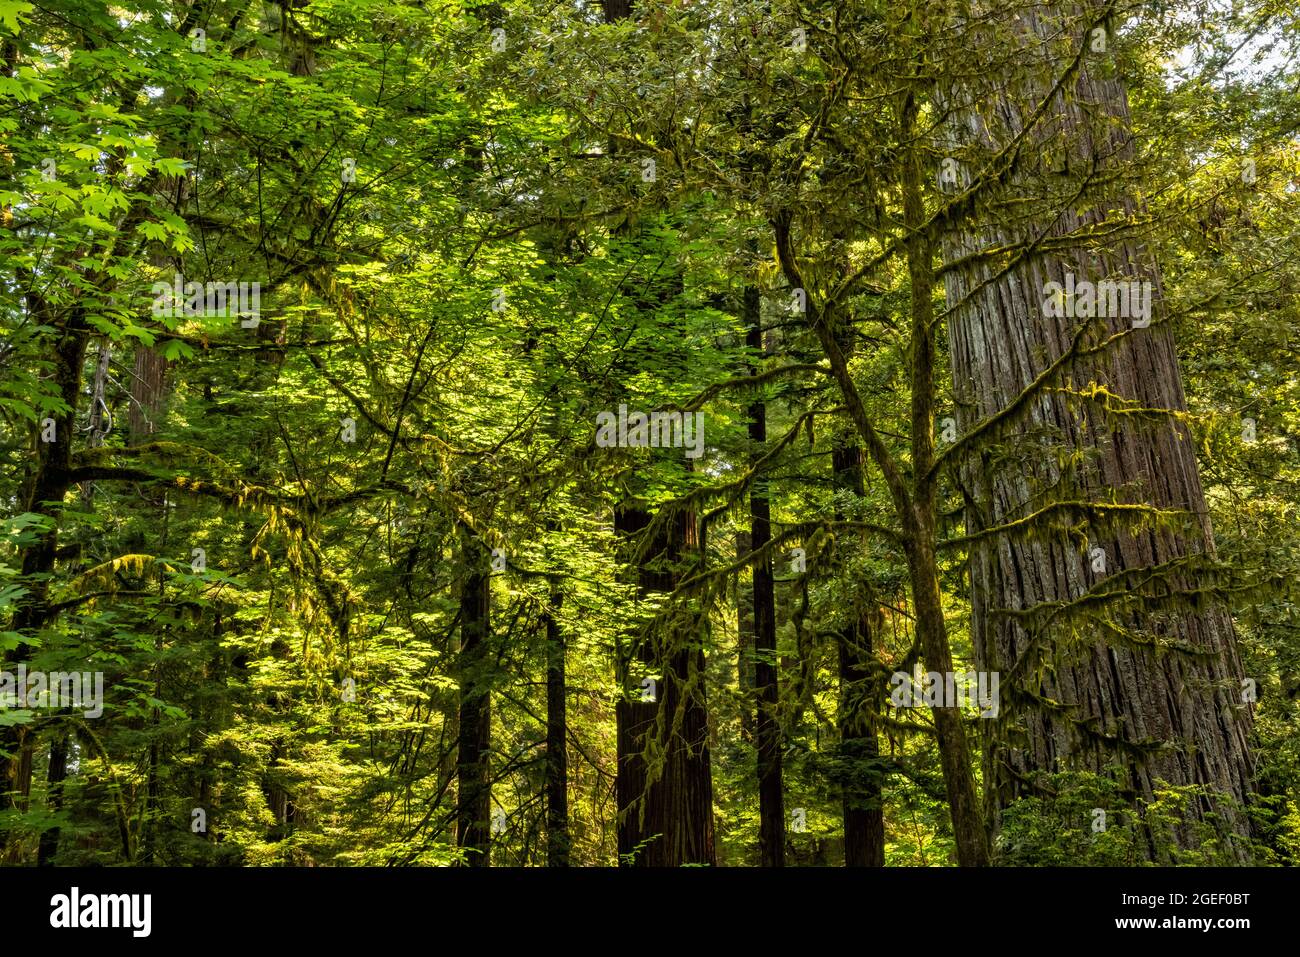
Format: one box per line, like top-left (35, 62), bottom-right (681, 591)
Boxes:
top-left (1, 0), bottom-right (1298, 868)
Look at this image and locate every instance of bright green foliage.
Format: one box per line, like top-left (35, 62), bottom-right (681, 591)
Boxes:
top-left (1, 0), bottom-right (1298, 867)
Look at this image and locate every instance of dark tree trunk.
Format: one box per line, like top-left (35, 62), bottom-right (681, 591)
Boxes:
top-left (615, 506), bottom-right (716, 866)
top-left (35, 344), bottom-right (114, 863)
top-left (1, 304), bottom-right (88, 856)
top-left (774, 106), bottom-right (991, 863)
top-left (544, 581), bottom-right (569, 867)
top-left (831, 443), bottom-right (886, 867)
top-left (898, 103), bottom-right (991, 866)
top-left (455, 556), bottom-right (492, 866)
top-left (941, 11), bottom-right (1254, 853)
top-left (612, 510), bottom-right (659, 868)
top-left (603, 0), bottom-right (713, 870)
top-left (745, 286), bottom-right (784, 867)
top-left (143, 738), bottom-right (160, 864)
top-left (735, 530), bottom-right (756, 744)
top-left (36, 734), bottom-right (69, 866)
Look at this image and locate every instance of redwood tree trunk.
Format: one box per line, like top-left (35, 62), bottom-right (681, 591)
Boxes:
top-left (604, 0), bottom-right (715, 869)
top-left (128, 345), bottom-right (169, 444)
top-left (941, 12), bottom-right (1254, 852)
top-left (615, 506), bottom-right (716, 866)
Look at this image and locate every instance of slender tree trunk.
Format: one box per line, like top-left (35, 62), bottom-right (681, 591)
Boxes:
top-left (735, 530), bottom-right (756, 743)
top-left (745, 286), bottom-right (784, 867)
top-left (36, 734), bottom-right (69, 866)
top-left (785, 289), bottom-right (989, 864)
top-left (941, 10), bottom-right (1254, 853)
top-left (831, 444), bottom-right (886, 867)
top-left (544, 580), bottom-right (569, 867)
top-left (1, 304), bottom-right (88, 857)
top-left (35, 341), bottom-right (113, 863)
top-left (902, 93), bottom-right (991, 866)
top-left (613, 506), bottom-right (656, 864)
top-left (456, 553), bottom-right (492, 866)
top-left (774, 114), bottom-right (991, 861)
top-left (80, 340), bottom-right (112, 505)
top-left (142, 738), bottom-right (159, 864)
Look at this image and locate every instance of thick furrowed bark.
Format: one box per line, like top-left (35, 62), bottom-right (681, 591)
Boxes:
top-left (941, 9), bottom-right (1254, 854)
top-left (615, 507), bottom-right (716, 867)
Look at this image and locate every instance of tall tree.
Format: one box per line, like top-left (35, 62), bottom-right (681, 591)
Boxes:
top-left (544, 574), bottom-right (570, 867)
top-left (832, 442), bottom-right (886, 867)
top-left (615, 506), bottom-right (717, 866)
top-left (939, 4), bottom-right (1255, 853)
top-left (456, 546), bottom-right (493, 866)
top-left (745, 286), bottom-right (785, 867)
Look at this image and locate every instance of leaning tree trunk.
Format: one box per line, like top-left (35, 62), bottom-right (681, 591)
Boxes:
top-left (941, 10), bottom-right (1254, 854)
